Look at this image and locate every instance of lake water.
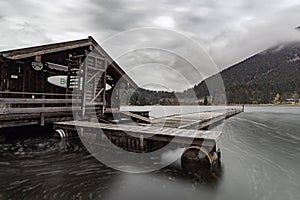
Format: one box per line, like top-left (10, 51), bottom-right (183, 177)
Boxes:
top-left (0, 106), bottom-right (299, 200)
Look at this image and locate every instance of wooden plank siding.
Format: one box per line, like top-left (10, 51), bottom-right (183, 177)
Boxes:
top-left (0, 37), bottom-right (138, 128)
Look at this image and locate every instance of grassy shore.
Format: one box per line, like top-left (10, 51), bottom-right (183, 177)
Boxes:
top-left (227, 103), bottom-right (300, 107)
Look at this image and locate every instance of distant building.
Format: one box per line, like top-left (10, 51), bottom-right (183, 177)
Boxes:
top-left (159, 98), bottom-right (179, 105)
top-left (285, 98), bottom-right (300, 105)
top-left (198, 96), bottom-right (213, 105)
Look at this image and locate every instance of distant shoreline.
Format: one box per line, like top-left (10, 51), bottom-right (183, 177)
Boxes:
top-left (123, 104), bottom-right (300, 107)
top-left (228, 104), bottom-right (300, 107)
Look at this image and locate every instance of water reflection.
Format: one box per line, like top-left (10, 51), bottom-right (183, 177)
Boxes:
top-left (1, 106), bottom-right (299, 200)
top-left (0, 135), bottom-right (221, 200)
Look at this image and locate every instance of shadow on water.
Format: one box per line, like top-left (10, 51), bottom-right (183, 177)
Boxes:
top-left (152, 161), bottom-right (224, 192)
top-left (2, 107), bottom-right (300, 199)
top-left (98, 158), bottom-right (223, 200)
top-left (0, 130), bottom-right (119, 199)
top-left (0, 125), bottom-right (223, 200)
top-left (0, 125), bottom-right (54, 141)
top-left (99, 163), bottom-right (223, 200)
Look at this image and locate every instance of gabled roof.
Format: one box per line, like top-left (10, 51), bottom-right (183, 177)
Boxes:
top-left (0, 55), bottom-right (13, 63)
top-left (0, 38), bottom-right (92, 60)
top-left (0, 36), bottom-right (138, 89)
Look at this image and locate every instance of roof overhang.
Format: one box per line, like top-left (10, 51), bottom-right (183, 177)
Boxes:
top-left (0, 36), bottom-right (138, 89)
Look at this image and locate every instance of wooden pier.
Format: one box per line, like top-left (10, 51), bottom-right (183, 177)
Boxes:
top-left (0, 37), bottom-right (244, 168)
top-left (54, 108), bottom-right (243, 167)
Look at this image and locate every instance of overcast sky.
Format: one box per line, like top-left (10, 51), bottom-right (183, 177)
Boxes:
top-left (1, 0), bottom-right (300, 91)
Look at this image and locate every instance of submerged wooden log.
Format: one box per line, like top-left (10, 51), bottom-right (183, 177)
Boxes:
top-left (181, 146), bottom-right (218, 168)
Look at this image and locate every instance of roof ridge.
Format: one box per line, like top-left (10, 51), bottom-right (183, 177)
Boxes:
top-left (0, 37), bottom-right (95, 58)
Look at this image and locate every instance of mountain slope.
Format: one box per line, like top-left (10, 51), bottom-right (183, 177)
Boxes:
top-left (193, 41), bottom-right (300, 104)
top-left (129, 40), bottom-right (300, 105)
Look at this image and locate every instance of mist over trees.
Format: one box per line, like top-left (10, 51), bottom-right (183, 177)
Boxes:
top-left (129, 42), bottom-right (300, 105)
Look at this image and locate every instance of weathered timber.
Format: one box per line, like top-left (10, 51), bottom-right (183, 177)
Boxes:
top-left (0, 98), bottom-right (80, 104)
top-left (54, 121), bottom-right (222, 144)
top-left (120, 111), bottom-right (152, 123)
top-left (53, 108), bottom-right (243, 167)
top-left (0, 36), bottom-right (138, 129)
top-left (0, 91), bottom-right (77, 97)
top-left (0, 112), bottom-right (74, 128)
top-left (2, 40), bottom-right (92, 60)
top-left (152, 108), bottom-right (242, 130)
top-left (0, 106), bottom-right (81, 115)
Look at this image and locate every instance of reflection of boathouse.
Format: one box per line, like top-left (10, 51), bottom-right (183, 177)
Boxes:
top-left (0, 36), bottom-right (137, 128)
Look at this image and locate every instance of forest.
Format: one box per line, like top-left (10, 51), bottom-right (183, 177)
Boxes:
top-left (129, 41), bottom-right (300, 105)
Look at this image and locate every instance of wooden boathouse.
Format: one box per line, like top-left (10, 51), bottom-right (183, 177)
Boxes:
top-left (0, 36), bottom-right (137, 128)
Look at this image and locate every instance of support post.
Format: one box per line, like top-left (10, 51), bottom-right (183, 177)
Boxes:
top-left (140, 135), bottom-right (144, 151)
top-left (102, 58), bottom-right (107, 115)
top-left (82, 55), bottom-right (87, 117)
top-left (40, 94), bottom-right (45, 126)
top-left (40, 112), bottom-right (45, 126)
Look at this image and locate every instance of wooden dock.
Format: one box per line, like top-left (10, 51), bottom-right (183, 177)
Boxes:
top-left (53, 108), bottom-right (243, 167)
top-left (54, 121), bottom-right (222, 145)
top-left (0, 38), bottom-right (245, 168)
top-left (151, 108), bottom-right (242, 129)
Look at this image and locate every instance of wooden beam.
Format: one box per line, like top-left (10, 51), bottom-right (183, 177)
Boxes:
top-left (120, 111), bottom-right (152, 123)
top-left (4, 42), bottom-right (92, 60)
top-left (102, 58), bottom-right (107, 114)
top-left (87, 71), bottom-right (101, 84)
top-left (46, 62), bottom-right (68, 72)
top-left (85, 102), bottom-right (104, 106)
top-left (0, 91), bottom-right (78, 97)
top-left (90, 88), bottom-right (104, 103)
top-left (0, 114), bottom-right (74, 128)
top-left (0, 106), bottom-right (81, 114)
top-left (82, 53), bottom-right (88, 117)
top-left (0, 98), bottom-right (81, 104)
top-left (0, 120), bottom-right (40, 128)
top-left (54, 121), bottom-right (222, 145)
top-left (40, 112), bottom-right (45, 126)
top-left (88, 52), bottom-right (105, 61)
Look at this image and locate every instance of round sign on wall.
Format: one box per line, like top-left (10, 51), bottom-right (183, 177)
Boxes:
top-left (31, 61), bottom-right (44, 71)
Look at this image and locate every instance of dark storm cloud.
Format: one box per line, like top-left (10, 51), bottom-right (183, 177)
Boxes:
top-left (0, 0), bottom-right (300, 91)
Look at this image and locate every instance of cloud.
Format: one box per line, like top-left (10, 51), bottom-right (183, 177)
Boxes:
top-left (205, 4), bottom-right (300, 68)
top-left (0, 0), bottom-right (300, 90)
top-left (100, 28), bottom-right (219, 91)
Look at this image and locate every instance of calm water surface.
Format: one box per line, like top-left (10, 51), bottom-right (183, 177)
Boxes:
top-left (0, 106), bottom-right (299, 200)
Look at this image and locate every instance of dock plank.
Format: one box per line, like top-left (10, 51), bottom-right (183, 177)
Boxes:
top-left (54, 121), bottom-right (222, 142)
top-left (152, 108), bottom-right (242, 129)
top-left (53, 109), bottom-right (243, 147)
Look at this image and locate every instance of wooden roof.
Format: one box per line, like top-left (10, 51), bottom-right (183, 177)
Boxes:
top-left (0, 38), bottom-right (91, 60)
top-left (0, 56), bottom-right (5, 63)
top-left (0, 55), bottom-right (12, 63)
top-left (0, 36), bottom-right (138, 89)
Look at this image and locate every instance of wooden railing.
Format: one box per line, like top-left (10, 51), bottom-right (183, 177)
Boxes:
top-left (0, 91), bottom-right (81, 115)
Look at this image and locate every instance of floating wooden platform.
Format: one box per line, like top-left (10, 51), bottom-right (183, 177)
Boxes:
top-left (53, 108), bottom-right (243, 167)
top-left (54, 121), bottom-right (222, 145)
top-left (117, 108), bottom-right (242, 130)
top-left (54, 108), bottom-right (242, 146)
top-left (151, 108), bottom-right (242, 129)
